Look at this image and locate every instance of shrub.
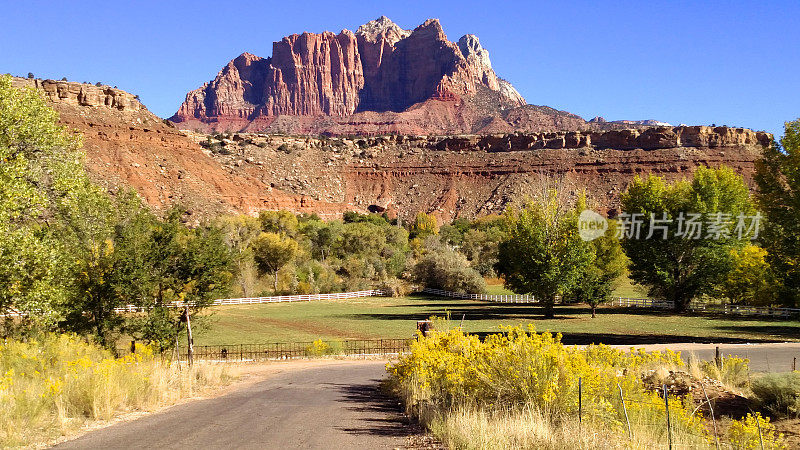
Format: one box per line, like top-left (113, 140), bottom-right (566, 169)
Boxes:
top-left (412, 246), bottom-right (486, 294)
top-left (0, 334), bottom-right (227, 447)
top-left (690, 354), bottom-right (751, 390)
top-left (305, 339), bottom-right (344, 357)
top-left (388, 325), bottom-right (719, 447)
top-left (727, 412), bottom-right (785, 449)
top-left (751, 372), bottom-right (800, 419)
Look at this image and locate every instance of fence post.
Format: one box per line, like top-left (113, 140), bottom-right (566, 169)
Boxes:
top-left (701, 383), bottom-right (720, 450)
top-left (617, 383), bottom-right (632, 440)
top-left (715, 346), bottom-right (721, 369)
top-left (756, 415), bottom-right (765, 450)
top-left (578, 377), bottom-right (582, 429)
top-left (793, 357), bottom-right (796, 372)
top-left (664, 385), bottom-right (672, 450)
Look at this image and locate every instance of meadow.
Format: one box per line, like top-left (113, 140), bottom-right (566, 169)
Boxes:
top-left (192, 291), bottom-right (800, 347)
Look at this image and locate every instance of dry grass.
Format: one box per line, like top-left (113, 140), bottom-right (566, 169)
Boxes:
top-left (0, 334), bottom-right (229, 447)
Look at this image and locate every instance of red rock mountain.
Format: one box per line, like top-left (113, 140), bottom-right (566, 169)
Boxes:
top-left (170, 17), bottom-right (572, 135)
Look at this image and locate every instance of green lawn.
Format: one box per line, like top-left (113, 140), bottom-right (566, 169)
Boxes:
top-left (193, 294), bottom-right (800, 346)
top-left (485, 275), bottom-right (648, 298)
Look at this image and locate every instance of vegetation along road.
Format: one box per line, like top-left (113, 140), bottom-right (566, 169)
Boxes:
top-left (55, 342), bottom-right (800, 449)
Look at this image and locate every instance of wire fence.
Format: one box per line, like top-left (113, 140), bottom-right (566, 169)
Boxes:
top-left (176, 338), bottom-right (415, 361)
top-left (569, 378), bottom-right (773, 449)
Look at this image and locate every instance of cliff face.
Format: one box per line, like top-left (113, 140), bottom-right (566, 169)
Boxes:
top-left (12, 77), bottom-right (349, 221)
top-left (170, 17), bottom-right (535, 134)
top-left (13, 78), bottom-right (769, 223)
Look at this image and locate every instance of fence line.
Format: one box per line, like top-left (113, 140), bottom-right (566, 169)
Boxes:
top-left (424, 288), bottom-right (799, 318)
top-left (175, 338), bottom-right (414, 361)
top-left (611, 297), bottom-right (675, 309)
top-left (422, 287), bottom-right (537, 303)
top-left (0, 290), bottom-right (388, 318)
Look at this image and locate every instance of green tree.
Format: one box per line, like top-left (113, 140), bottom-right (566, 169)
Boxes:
top-left (124, 209), bottom-right (234, 350)
top-left (0, 75), bottom-right (88, 330)
top-left (412, 238), bottom-right (486, 294)
top-left (755, 119), bottom-right (800, 307)
top-left (495, 194), bottom-right (594, 318)
top-left (58, 190), bottom-right (141, 348)
top-left (621, 166), bottom-right (755, 311)
top-left (251, 232), bottom-right (299, 292)
top-left (259, 210), bottom-right (299, 236)
top-left (570, 222), bottom-right (627, 318)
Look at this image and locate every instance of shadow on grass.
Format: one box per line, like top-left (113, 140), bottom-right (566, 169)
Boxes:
top-left (714, 325), bottom-right (800, 340)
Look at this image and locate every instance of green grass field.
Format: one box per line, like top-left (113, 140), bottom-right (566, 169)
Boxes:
top-left (193, 293), bottom-right (800, 347)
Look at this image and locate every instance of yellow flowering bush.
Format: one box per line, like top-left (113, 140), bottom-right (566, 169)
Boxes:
top-left (0, 333), bottom-right (226, 447)
top-left (389, 325), bottom-right (710, 446)
top-left (727, 413), bottom-right (785, 449)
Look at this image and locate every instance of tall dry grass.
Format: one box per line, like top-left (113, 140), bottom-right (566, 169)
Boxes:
top-left (0, 334), bottom-right (228, 447)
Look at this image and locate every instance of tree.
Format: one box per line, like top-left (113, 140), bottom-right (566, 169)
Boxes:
top-left (0, 75), bottom-right (86, 330)
top-left (411, 212), bottom-right (438, 238)
top-left (716, 245), bottom-right (776, 305)
top-left (621, 166), bottom-right (755, 311)
top-left (570, 222), bottom-right (627, 318)
top-left (495, 194), bottom-right (594, 318)
top-left (215, 215), bottom-right (262, 296)
top-left (259, 210), bottom-right (298, 236)
top-left (124, 209), bottom-right (234, 350)
top-left (755, 119), bottom-right (800, 307)
top-left (251, 232), bottom-right (299, 292)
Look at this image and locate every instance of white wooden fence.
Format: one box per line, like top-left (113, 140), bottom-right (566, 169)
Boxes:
top-left (611, 297), bottom-right (675, 309)
top-left (1, 290), bottom-right (388, 317)
top-left (687, 302), bottom-right (800, 318)
top-left (424, 289), bottom-right (799, 318)
top-left (422, 288), bottom-right (537, 303)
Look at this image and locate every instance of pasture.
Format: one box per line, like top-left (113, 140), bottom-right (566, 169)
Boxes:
top-left (193, 292), bottom-right (800, 346)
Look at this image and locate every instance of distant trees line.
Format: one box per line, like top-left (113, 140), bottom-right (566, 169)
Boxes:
top-left (1, 74), bottom-right (798, 352)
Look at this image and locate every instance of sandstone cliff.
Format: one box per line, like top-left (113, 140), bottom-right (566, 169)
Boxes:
top-left (11, 77), bottom-right (348, 220)
top-left (170, 17), bottom-right (548, 135)
top-left (13, 77), bottom-right (769, 222)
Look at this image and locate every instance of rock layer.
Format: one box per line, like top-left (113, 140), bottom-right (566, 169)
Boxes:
top-left (170, 17), bottom-right (532, 134)
top-left (14, 77), bottom-right (769, 222)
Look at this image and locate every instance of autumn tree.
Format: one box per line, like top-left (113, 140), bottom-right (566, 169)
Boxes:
top-left (251, 232), bottom-right (299, 292)
top-left (755, 119), bottom-right (800, 307)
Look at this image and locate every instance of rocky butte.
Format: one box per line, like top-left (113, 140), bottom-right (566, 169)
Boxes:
top-left (8, 16), bottom-right (772, 221)
top-left (170, 16), bottom-right (590, 135)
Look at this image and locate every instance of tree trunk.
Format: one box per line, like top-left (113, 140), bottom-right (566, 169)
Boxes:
top-left (591, 305), bottom-right (597, 318)
top-left (273, 271), bottom-right (278, 293)
top-left (544, 301), bottom-right (555, 319)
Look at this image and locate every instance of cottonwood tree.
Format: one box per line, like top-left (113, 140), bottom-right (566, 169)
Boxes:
top-left (495, 193), bottom-right (594, 318)
top-left (621, 166), bottom-right (755, 311)
top-left (251, 232), bottom-right (299, 292)
top-left (570, 221), bottom-right (627, 318)
top-left (0, 75), bottom-right (89, 330)
top-left (123, 208), bottom-right (234, 350)
top-left (755, 119), bottom-right (800, 307)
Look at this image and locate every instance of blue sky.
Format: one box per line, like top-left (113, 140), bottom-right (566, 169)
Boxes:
top-left (2, 0), bottom-right (798, 138)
